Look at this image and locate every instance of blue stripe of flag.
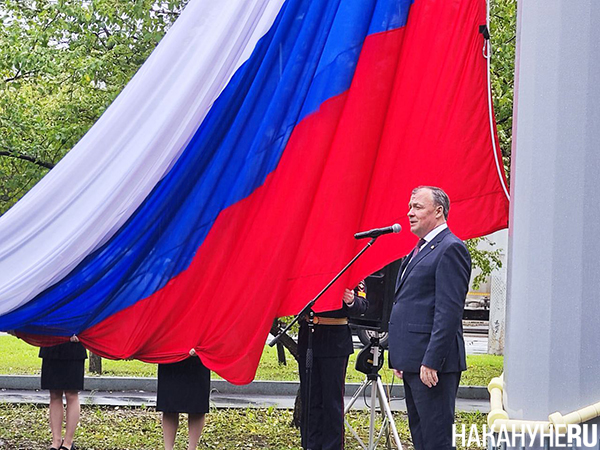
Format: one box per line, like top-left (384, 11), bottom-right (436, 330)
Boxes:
top-left (0, 0), bottom-right (413, 333)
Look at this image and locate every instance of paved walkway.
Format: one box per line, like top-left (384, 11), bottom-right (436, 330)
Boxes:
top-left (0, 388), bottom-right (490, 413)
top-left (464, 333), bottom-right (489, 355)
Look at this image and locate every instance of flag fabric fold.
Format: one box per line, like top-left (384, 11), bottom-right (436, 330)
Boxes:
top-left (0, 0), bottom-right (509, 384)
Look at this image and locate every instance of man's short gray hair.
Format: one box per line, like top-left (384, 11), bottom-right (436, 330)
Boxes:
top-left (412, 186), bottom-right (450, 220)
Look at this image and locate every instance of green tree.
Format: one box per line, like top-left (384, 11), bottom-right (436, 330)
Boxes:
top-left (0, 0), bottom-right (188, 214)
top-left (490, 0), bottom-right (517, 177)
top-left (465, 237), bottom-right (503, 290)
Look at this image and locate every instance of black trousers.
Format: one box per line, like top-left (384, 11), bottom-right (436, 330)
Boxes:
top-left (299, 354), bottom-right (349, 450)
top-left (403, 371), bottom-right (461, 450)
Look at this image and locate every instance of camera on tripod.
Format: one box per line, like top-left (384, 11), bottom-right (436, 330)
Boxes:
top-left (349, 259), bottom-right (402, 349)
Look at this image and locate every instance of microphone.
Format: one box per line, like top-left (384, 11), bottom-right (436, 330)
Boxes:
top-left (354, 223), bottom-right (401, 240)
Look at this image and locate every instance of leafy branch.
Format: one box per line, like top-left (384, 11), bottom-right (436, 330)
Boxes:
top-left (0, 150), bottom-right (56, 169)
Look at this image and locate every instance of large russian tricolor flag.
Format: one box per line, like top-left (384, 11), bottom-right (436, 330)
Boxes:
top-left (0, 0), bottom-right (508, 384)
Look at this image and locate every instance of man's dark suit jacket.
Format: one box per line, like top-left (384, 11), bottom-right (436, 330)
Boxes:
top-left (389, 227), bottom-right (471, 373)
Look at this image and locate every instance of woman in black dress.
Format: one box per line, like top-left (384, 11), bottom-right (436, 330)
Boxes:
top-left (157, 349), bottom-right (211, 450)
top-left (39, 336), bottom-right (87, 450)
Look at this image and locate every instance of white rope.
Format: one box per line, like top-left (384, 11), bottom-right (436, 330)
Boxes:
top-left (485, 0), bottom-right (510, 200)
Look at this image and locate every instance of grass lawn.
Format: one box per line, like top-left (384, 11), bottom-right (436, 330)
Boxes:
top-left (0, 404), bottom-right (488, 450)
top-left (0, 335), bottom-right (502, 385)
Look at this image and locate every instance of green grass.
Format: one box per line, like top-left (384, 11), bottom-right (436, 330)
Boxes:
top-left (0, 403), bottom-right (488, 450)
top-left (0, 335), bottom-right (502, 386)
top-left (0, 335), bottom-right (41, 375)
top-left (464, 354), bottom-right (504, 386)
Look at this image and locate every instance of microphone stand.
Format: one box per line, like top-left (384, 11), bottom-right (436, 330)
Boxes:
top-left (269, 237), bottom-right (378, 449)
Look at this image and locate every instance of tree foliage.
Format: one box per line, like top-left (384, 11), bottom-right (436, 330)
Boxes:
top-left (0, 0), bottom-right (188, 213)
top-left (465, 237), bottom-right (503, 290)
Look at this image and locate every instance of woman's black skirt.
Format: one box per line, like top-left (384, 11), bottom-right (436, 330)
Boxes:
top-left (157, 357), bottom-right (210, 414)
top-left (41, 358), bottom-right (85, 391)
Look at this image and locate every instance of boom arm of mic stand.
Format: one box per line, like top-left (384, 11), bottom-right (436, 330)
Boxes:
top-left (269, 237), bottom-right (377, 347)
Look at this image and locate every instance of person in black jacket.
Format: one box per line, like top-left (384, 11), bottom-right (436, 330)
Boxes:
top-left (39, 336), bottom-right (87, 450)
top-left (298, 287), bottom-right (368, 450)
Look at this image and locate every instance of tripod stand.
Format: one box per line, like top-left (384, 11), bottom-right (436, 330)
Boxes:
top-left (344, 336), bottom-right (403, 450)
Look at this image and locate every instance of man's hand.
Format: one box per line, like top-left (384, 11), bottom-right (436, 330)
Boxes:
top-left (189, 348), bottom-right (197, 357)
top-left (420, 365), bottom-right (438, 387)
top-left (70, 335), bottom-right (80, 343)
top-left (393, 369), bottom-right (403, 379)
top-left (342, 288), bottom-right (355, 307)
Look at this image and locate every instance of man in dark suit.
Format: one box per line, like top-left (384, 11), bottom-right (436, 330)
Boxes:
top-left (388, 186), bottom-right (471, 450)
top-left (298, 288), bottom-right (368, 450)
